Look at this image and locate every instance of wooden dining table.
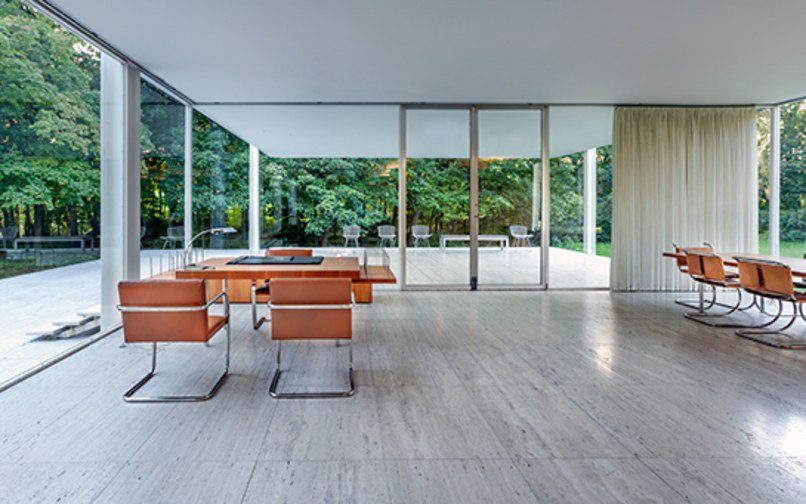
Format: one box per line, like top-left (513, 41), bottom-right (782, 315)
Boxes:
top-left (174, 256), bottom-right (397, 303)
top-left (663, 251), bottom-right (806, 278)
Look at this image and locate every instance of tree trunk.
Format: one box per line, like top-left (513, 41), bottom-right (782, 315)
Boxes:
top-left (34, 205), bottom-right (45, 236)
top-left (69, 206), bottom-right (78, 236)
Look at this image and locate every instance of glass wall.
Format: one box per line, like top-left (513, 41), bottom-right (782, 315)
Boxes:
top-left (140, 80), bottom-right (185, 258)
top-left (548, 107), bottom-right (613, 288)
top-left (757, 104), bottom-right (805, 258)
top-left (477, 109), bottom-right (542, 286)
top-left (0, 1), bottom-right (102, 381)
top-left (778, 101), bottom-right (806, 258)
top-left (757, 108), bottom-right (771, 254)
top-left (252, 105), bottom-right (400, 280)
top-left (405, 109), bottom-right (471, 287)
top-left (192, 113), bottom-right (249, 252)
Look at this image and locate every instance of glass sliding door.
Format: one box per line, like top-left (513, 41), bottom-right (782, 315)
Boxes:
top-left (476, 108), bottom-right (544, 287)
top-left (547, 106), bottom-right (613, 288)
top-left (403, 108), bottom-right (471, 287)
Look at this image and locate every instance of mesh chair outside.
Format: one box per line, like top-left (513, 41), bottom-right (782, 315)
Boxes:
top-left (377, 225), bottom-right (396, 247)
top-left (411, 225), bottom-right (432, 247)
top-left (161, 225), bottom-right (184, 249)
top-left (1, 226), bottom-right (18, 249)
top-left (509, 225), bottom-right (534, 247)
top-left (343, 225), bottom-right (361, 247)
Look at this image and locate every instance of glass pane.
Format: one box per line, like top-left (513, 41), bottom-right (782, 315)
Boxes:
top-left (779, 102), bottom-right (805, 258)
top-left (191, 113), bottom-right (249, 257)
top-left (0, 2), bottom-right (102, 381)
top-left (256, 105), bottom-right (400, 285)
top-left (477, 109), bottom-right (542, 286)
top-left (139, 80), bottom-right (185, 277)
top-left (548, 107), bottom-right (613, 288)
top-left (405, 109), bottom-right (470, 286)
top-left (757, 108), bottom-right (771, 254)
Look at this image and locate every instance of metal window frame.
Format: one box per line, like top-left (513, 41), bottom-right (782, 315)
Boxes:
top-left (399, 104), bottom-right (549, 291)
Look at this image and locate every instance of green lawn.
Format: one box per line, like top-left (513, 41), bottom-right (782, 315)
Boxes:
top-left (758, 236), bottom-right (805, 258)
top-left (571, 239), bottom-right (802, 259)
top-left (0, 252), bottom-right (98, 280)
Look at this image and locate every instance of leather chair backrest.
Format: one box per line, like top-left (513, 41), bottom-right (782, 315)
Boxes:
top-left (758, 261), bottom-right (795, 297)
top-left (119, 279), bottom-right (209, 343)
top-left (735, 257), bottom-right (794, 297)
top-left (674, 243), bottom-right (712, 270)
top-left (270, 278), bottom-right (352, 340)
top-left (700, 254), bottom-right (727, 282)
top-left (266, 248), bottom-right (313, 257)
top-left (683, 250), bottom-right (707, 277)
top-left (735, 258), bottom-right (763, 291)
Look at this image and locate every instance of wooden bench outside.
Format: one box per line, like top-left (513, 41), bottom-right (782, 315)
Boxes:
top-left (439, 234), bottom-right (509, 251)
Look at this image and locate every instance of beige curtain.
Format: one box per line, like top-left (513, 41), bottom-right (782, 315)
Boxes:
top-left (610, 107), bottom-right (758, 291)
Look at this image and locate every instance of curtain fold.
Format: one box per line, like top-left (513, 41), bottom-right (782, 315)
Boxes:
top-left (610, 107), bottom-right (758, 291)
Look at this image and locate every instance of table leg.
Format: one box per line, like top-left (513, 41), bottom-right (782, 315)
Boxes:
top-left (353, 283), bottom-right (373, 304)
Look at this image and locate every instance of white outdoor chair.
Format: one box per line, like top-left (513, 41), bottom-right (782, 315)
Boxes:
top-left (161, 226), bottom-right (184, 249)
top-left (377, 225), bottom-right (396, 247)
top-left (509, 225), bottom-right (534, 247)
top-left (343, 225), bottom-right (361, 247)
top-left (1, 226), bottom-right (18, 249)
top-left (412, 225), bottom-right (432, 247)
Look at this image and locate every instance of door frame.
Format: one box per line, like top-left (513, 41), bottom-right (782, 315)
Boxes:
top-left (399, 104), bottom-right (549, 290)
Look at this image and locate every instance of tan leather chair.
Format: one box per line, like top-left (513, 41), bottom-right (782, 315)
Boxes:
top-left (682, 249), bottom-right (747, 327)
top-left (251, 248), bottom-right (313, 329)
top-left (734, 257), bottom-right (805, 349)
top-left (117, 279), bottom-right (230, 402)
top-left (268, 277), bottom-right (355, 398)
top-left (672, 242), bottom-right (725, 309)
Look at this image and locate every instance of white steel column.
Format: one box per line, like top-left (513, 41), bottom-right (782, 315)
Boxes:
top-left (184, 105), bottom-right (193, 248)
top-left (100, 54), bottom-right (140, 330)
top-left (398, 107), bottom-right (407, 288)
top-left (769, 106), bottom-right (780, 255)
top-left (540, 107), bottom-right (550, 287)
top-left (469, 106), bottom-right (479, 290)
top-left (248, 144), bottom-right (261, 254)
top-left (583, 148), bottom-right (597, 255)
top-left (531, 162), bottom-right (541, 231)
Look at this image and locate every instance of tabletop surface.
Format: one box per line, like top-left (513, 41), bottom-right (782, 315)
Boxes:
top-left (664, 251), bottom-right (806, 277)
top-left (175, 256), bottom-right (362, 280)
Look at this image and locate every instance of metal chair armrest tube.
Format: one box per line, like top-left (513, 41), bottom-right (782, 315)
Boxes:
top-left (268, 302), bottom-right (355, 310)
top-left (117, 291), bottom-right (229, 313)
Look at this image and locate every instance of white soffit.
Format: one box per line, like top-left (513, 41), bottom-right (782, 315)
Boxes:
top-left (51, 0), bottom-right (806, 105)
top-left (196, 105), bottom-right (612, 158)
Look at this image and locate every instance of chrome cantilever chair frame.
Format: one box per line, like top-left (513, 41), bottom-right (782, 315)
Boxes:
top-left (733, 257), bottom-right (806, 350)
top-left (268, 298), bottom-right (356, 399)
top-left (117, 291), bottom-right (231, 402)
top-left (736, 299), bottom-right (806, 349)
top-left (680, 248), bottom-right (760, 328)
top-left (672, 241), bottom-right (734, 310)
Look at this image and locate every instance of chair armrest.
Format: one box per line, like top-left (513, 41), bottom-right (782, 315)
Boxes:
top-left (269, 293), bottom-right (355, 311)
top-left (117, 291), bottom-right (229, 313)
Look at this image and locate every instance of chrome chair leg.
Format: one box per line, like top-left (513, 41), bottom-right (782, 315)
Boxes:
top-left (736, 301), bottom-right (805, 350)
top-left (123, 323), bottom-right (230, 403)
top-left (269, 340), bottom-right (356, 399)
top-left (684, 289), bottom-right (751, 328)
top-left (251, 281), bottom-right (266, 330)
